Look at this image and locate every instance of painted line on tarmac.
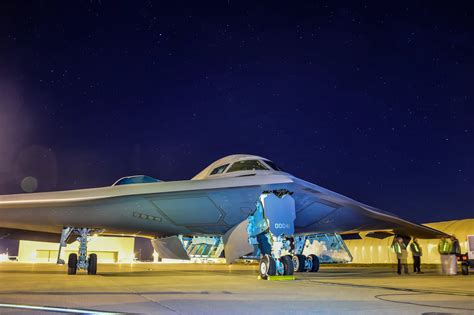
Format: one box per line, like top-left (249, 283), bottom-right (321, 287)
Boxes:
top-left (306, 280), bottom-right (474, 311)
top-left (0, 303), bottom-right (123, 314)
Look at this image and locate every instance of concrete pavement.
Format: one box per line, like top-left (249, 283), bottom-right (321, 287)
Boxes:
top-left (0, 262), bottom-right (472, 314)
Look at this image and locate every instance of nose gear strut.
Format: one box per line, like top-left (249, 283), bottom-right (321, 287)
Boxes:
top-left (57, 227), bottom-right (102, 275)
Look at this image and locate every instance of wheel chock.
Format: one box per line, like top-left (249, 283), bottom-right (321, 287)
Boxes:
top-left (258, 275), bottom-right (296, 281)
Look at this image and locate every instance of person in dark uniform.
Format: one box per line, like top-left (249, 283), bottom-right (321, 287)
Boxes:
top-left (393, 237), bottom-right (409, 275)
top-left (410, 237), bottom-right (423, 274)
top-left (451, 235), bottom-right (461, 256)
top-left (449, 235), bottom-right (461, 275)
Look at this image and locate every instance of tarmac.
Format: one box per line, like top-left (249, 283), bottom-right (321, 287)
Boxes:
top-left (0, 262), bottom-right (472, 314)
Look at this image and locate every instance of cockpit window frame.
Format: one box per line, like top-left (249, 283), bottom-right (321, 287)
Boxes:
top-left (209, 164), bottom-right (230, 175)
top-left (262, 160), bottom-right (282, 171)
top-left (226, 160), bottom-right (269, 173)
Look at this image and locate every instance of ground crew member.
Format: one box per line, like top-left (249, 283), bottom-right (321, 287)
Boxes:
top-left (448, 235), bottom-right (461, 275)
top-left (410, 237), bottom-right (423, 274)
top-left (438, 236), bottom-right (452, 275)
top-left (393, 237), bottom-right (408, 275)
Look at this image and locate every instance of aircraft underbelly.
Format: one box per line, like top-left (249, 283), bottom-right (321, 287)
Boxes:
top-left (0, 196), bottom-right (185, 237)
top-left (150, 196), bottom-right (224, 225)
top-left (295, 206), bottom-right (367, 234)
top-left (149, 186), bottom-right (268, 235)
top-left (294, 201), bottom-right (337, 228)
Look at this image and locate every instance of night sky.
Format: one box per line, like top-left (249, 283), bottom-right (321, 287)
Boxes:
top-left (0, 1), bottom-right (472, 224)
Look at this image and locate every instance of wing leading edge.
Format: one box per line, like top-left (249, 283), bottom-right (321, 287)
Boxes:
top-left (292, 178), bottom-right (447, 239)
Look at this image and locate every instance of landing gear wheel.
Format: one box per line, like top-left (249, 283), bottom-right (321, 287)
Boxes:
top-left (306, 254), bottom-right (320, 272)
top-left (259, 254), bottom-right (276, 279)
top-left (461, 263), bottom-right (469, 275)
top-left (280, 255), bottom-right (294, 275)
top-left (292, 254), bottom-right (306, 272)
top-left (87, 253), bottom-right (97, 275)
top-left (67, 253), bottom-right (77, 275)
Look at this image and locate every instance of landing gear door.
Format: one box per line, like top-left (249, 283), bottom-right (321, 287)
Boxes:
top-left (260, 193), bottom-right (296, 236)
top-left (151, 236), bottom-right (190, 260)
top-left (222, 220), bottom-right (255, 263)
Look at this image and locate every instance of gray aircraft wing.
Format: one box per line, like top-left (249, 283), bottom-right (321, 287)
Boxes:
top-left (291, 178), bottom-right (447, 238)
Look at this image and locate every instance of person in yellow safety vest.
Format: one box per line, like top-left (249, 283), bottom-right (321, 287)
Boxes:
top-left (410, 237), bottom-right (423, 274)
top-left (438, 236), bottom-right (452, 275)
top-left (393, 237), bottom-right (408, 275)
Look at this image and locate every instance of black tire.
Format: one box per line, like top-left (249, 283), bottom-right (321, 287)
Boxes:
top-left (307, 254), bottom-right (320, 272)
top-left (259, 254), bottom-right (276, 279)
top-left (281, 255), bottom-right (294, 275)
top-left (87, 253), bottom-right (97, 275)
top-left (292, 254), bottom-right (306, 272)
top-left (461, 263), bottom-right (469, 275)
top-left (67, 253), bottom-right (77, 275)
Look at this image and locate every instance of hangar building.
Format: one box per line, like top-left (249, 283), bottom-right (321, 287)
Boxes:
top-left (18, 236), bottom-right (135, 263)
top-left (343, 219), bottom-right (473, 264)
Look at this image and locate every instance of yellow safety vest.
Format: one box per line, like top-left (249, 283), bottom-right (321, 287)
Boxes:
top-left (393, 242), bottom-right (404, 255)
top-left (439, 240), bottom-right (452, 254)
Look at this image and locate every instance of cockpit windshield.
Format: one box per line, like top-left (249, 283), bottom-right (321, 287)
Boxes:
top-left (227, 160), bottom-right (269, 172)
top-left (263, 160), bottom-right (282, 171)
top-left (210, 164), bottom-right (229, 175)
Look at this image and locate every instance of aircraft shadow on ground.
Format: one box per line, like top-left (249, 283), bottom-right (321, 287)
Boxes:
top-left (99, 269), bottom-right (254, 277)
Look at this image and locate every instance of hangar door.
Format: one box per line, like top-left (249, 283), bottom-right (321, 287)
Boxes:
top-left (36, 250), bottom-right (58, 263)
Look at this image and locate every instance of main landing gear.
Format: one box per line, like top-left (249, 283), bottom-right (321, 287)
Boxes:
top-left (255, 234), bottom-right (321, 278)
top-left (259, 254), bottom-right (295, 279)
top-left (257, 240), bottom-right (320, 278)
top-left (57, 227), bottom-right (100, 275)
top-left (248, 190), bottom-right (322, 279)
top-left (292, 254), bottom-right (320, 273)
top-left (290, 236), bottom-right (320, 273)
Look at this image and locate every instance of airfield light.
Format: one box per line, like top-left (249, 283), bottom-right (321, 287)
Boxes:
top-left (0, 253), bottom-right (8, 262)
